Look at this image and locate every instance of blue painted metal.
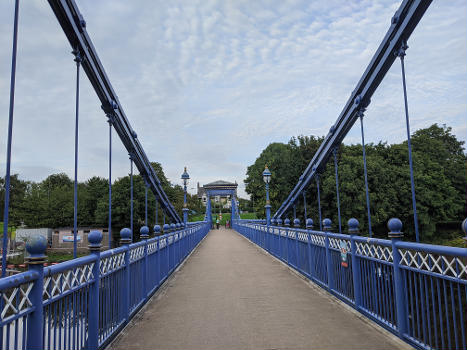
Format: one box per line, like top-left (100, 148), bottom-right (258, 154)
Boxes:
top-left (333, 148), bottom-right (342, 233)
top-left (145, 185), bottom-right (148, 227)
top-left (274, 0), bottom-right (433, 219)
top-left (359, 111), bottom-right (372, 237)
top-left (108, 114), bottom-right (113, 249)
top-left (314, 175), bottom-right (322, 231)
top-left (72, 48), bottom-right (81, 259)
top-left (233, 217), bottom-right (467, 350)
top-left (47, 0), bottom-right (181, 223)
top-left (303, 192), bottom-right (307, 221)
top-left (396, 41), bottom-right (420, 243)
top-left (130, 157), bottom-right (134, 241)
top-left (2, 0), bottom-right (20, 278)
top-left (88, 230), bottom-right (102, 350)
top-left (265, 182), bottom-right (271, 226)
top-left (25, 235), bottom-right (47, 350)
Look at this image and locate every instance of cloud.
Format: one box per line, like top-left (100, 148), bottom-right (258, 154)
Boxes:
top-left (0, 0), bottom-right (465, 200)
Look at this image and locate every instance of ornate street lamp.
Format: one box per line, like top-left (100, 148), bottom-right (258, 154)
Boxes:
top-left (263, 165), bottom-right (272, 226)
top-left (181, 167), bottom-right (190, 226)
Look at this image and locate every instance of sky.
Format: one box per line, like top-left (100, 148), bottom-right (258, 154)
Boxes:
top-left (0, 0), bottom-right (466, 199)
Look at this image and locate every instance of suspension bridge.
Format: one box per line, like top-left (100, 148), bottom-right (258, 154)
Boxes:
top-left (1, 1), bottom-right (466, 350)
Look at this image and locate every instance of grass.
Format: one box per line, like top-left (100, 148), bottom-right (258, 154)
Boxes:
top-left (46, 251), bottom-right (87, 263)
top-left (189, 212), bottom-right (258, 226)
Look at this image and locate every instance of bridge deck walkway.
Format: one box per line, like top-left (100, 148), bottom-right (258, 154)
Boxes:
top-left (109, 227), bottom-right (408, 349)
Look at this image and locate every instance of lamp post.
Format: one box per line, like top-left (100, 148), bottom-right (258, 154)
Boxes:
top-left (181, 167), bottom-right (190, 227)
top-left (263, 165), bottom-right (272, 226)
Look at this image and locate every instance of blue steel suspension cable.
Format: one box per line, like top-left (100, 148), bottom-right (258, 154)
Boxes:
top-left (397, 40), bottom-right (420, 242)
top-left (2, 0), bottom-right (20, 277)
top-left (130, 156), bottom-right (134, 241)
top-left (316, 175), bottom-right (322, 231)
top-left (333, 148), bottom-right (342, 233)
top-left (145, 185), bottom-right (148, 227)
top-left (108, 115), bottom-right (112, 249)
top-left (72, 48), bottom-right (82, 258)
top-left (303, 191), bottom-right (307, 221)
top-left (293, 204), bottom-right (296, 220)
top-left (359, 111), bottom-right (372, 237)
top-left (155, 198), bottom-right (158, 225)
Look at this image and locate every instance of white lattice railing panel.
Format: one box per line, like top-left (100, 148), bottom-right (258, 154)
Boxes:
top-left (147, 241), bottom-right (158, 254)
top-left (288, 231), bottom-right (296, 239)
top-left (174, 233), bottom-right (179, 242)
top-left (310, 234), bottom-right (325, 247)
top-left (356, 242), bottom-right (393, 262)
top-left (329, 238), bottom-right (351, 251)
top-left (43, 263), bottom-right (94, 301)
top-left (399, 250), bottom-right (467, 280)
top-left (168, 236), bottom-right (174, 245)
top-left (297, 232), bottom-right (308, 242)
top-left (159, 238), bottom-right (167, 249)
top-left (1, 282), bottom-right (33, 319)
top-left (130, 246), bottom-right (145, 262)
top-left (100, 252), bottom-right (125, 275)
top-left (279, 229), bottom-right (287, 237)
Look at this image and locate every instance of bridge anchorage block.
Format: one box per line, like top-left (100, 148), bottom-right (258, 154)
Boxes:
top-left (306, 218), bottom-right (314, 229)
top-left (88, 230), bottom-right (103, 251)
top-left (323, 218), bottom-right (332, 231)
top-left (293, 218), bottom-right (300, 228)
top-left (347, 218), bottom-right (359, 234)
top-left (120, 228), bottom-right (132, 245)
top-left (387, 218), bottom-right (403, 239)
top-left (140, 226), bottom-right (150, 240)
top-left (284, 218), bottom-right (291, 227)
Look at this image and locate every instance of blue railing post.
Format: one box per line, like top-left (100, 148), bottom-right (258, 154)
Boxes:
top-left (294, 218), bottom-right (300, 269)
top-left (140, 226), bottom-right (149, 300)
top-left (120, 227), bottom-right (132, 322)
top-left (323, 218), bottom-right (334, 291)
top-left (348, 218), bottom-right (362, 309)
top-left (25, 235), bottom-right (47, 350)
top-left (284, 218), bottom-right (290, 264)
top-left (87, 230), bottom-right (103, 350)
top-left (306, 218), bottom-right (314, 279)
top-left (154, 225), bottom-right (161, 286)
top-left (277, 218), bottom-right (283, 259)
top-left (388, 218), bottom-right (408, 337)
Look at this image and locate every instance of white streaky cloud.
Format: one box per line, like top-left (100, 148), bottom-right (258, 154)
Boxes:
top-left (0, 0), bottom-right (465, 200)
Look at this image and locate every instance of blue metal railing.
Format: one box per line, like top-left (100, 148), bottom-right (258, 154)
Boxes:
top-left (0, 221), bottom-right (210, 350)
top-left (233, 219), bottom-right (467, 350)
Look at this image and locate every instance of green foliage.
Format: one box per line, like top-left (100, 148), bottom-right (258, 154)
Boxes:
top-left (0, 162), bottom-right (202, 242)
top-left (244, 124), bottom-right (467, 243)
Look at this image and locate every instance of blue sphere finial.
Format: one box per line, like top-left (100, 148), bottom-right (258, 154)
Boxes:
top-left (348, 218), bottom-right (359, 234)
top-left (153, 224), bottom-right (161, 234)
top-left (163, 223), bottom-right (170, 233)
top-left (140, 226), bottom-right (149, 239)
top-left (306, 218), bottom-right (314, 229)
top-left (120, 228), bottom-right (132, 244)
top-left (176, 223), bottom-right (181, 230)
top-left (170, 223), bottom-right (176, 231)
top-left (88, 230), bottom-right (103, 250)
top-left (293, 218), bottom-right (300, 227)
top-left (25, 235), bottom-right (47, 262)
top-left (323, 218), bottom-right (332, 231)
top-left (277, 218), bottom-right (283, 226)
top-left (462, 218), bottom-right (467, 236)
top-left (284, 218), bottom-right (290, 226)
top-left (388, 218), bottom-right (403, 238)
top-left (271, 218), bottom-right (276, 226)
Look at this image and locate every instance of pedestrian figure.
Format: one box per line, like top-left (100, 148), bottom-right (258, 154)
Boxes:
top-left (216, 218), bottom-right (220, 229)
